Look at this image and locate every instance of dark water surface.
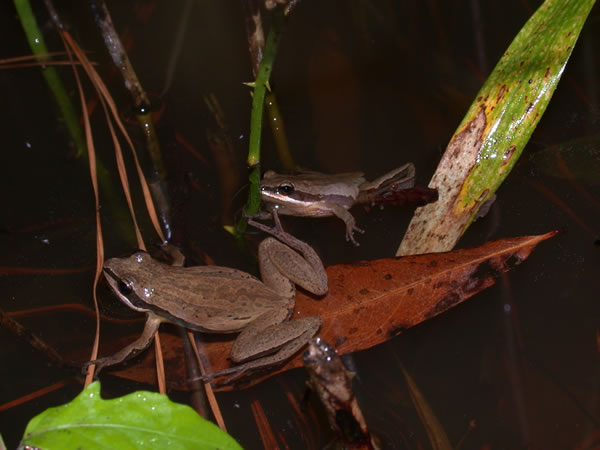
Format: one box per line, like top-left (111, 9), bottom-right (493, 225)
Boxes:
top-left (1, 1), bottom-right (599, 448)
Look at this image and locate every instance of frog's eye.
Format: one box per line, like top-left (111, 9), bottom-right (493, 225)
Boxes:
top-left (118, 279), bottom-right (134, 296)
top-left (278, 183), bottom-right (295, 195)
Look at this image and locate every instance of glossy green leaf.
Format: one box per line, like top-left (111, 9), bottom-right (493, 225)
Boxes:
top-left (19, 382), bottom-right (241, 450)
top-left (398, 0), bottom-right (595, 256)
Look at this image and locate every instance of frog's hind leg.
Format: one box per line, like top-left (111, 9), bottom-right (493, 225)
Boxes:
top-left (231, 311), bottom-right (321, 363)
top-left (198, 313), bottom-right (322, 384)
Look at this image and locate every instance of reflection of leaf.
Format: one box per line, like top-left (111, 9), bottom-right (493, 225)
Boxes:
top-left (19, 382), bottom-right (241, 450)
top-left (401, 365), bottom-right (452, 450)
top-left (109, 232), bottom-right (557, 391)
top-left (529, 134), bottom-right (600, 185)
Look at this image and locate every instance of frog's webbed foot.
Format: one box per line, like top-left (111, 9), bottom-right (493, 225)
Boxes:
top-left (83, 315), bottom-right (161, 375)
top-left (193, 362), bottom-right (251, 386)
top-left (339, 212), bottom-right (364, 246)
top-left (345, 221), bottom-right (365, 247)
top-left (193, 345), bottom-right (298, 387)
top-left (325, 203), bottom-right (364, 246)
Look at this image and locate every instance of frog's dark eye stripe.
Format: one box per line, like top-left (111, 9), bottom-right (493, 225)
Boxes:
top-left (278, 183), bottom-right (294, 195)
top-left (118, 279), bottom-right (134, 297)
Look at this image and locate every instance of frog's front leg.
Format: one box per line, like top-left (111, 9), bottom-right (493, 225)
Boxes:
top-left (325, 203), bottom-right (365, 246)
top-left (85, 314), bottom-right (162, 373)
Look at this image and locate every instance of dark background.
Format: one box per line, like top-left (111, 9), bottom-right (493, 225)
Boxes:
top-left (1, 1), bottom-right (598, 448)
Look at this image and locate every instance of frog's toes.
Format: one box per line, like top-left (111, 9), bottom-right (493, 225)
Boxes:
top-left (347, 232), bottom-right (361, 246)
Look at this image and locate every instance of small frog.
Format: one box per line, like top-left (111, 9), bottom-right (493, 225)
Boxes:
top-left (260, 163), bottom-right (415, 245)
top-left (89, 217), bottom-right (328, 382)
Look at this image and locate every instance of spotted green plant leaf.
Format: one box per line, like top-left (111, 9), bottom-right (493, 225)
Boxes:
top-left (398, 0), bottom-right (595, 256)
top-left (19, 382), bottom-right (241, 450)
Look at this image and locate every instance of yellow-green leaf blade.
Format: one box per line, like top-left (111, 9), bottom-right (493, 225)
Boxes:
top-left (398, 0), bottom-right (595, 256)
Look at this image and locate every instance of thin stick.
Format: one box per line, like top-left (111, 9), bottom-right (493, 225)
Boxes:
top-left (59, 32), bottom-right (104, 388)
top-left (153, 333), bottom-right (166, 394)
top-left (189, 332), bottom-right (227, 431)
top-left (61, 31), bottom-right (166, 243)
top-left (62, 31), bottom-right (169, 394)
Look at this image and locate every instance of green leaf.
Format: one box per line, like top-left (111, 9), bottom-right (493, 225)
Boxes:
top-left (19, 382), bottom-right (241, 450)
top-left (398, 0), bottom-right (595, 256)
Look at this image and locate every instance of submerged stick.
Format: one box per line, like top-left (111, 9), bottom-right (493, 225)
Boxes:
top-left (88, 0), bottom-right (172, 241)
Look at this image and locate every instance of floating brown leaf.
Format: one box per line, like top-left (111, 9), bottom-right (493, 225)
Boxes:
top-left (109, 231), bottom-right (557, 391)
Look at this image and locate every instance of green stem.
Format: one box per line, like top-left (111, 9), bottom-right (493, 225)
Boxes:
top-left (235, 9), bottom-right (285, 237)
top-left (246, 11), bottom-right (284, 169)
top-left (14, 0), bottom-right (86, 158)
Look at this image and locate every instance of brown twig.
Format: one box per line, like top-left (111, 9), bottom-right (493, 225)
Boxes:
top-left (0, 307), bottom-right (78, 369)
top-left (241, 0), bottom-right (265, 76)
top-left (189, 332), bottom-right (227, 431)
top-left (87, 0), bottom-right (172, 241)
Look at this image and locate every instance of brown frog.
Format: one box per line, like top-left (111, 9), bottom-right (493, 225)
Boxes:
top-left (89, 218), bottom-right (328, 382)
top-left (260, 163), bottom-right (415, 245)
